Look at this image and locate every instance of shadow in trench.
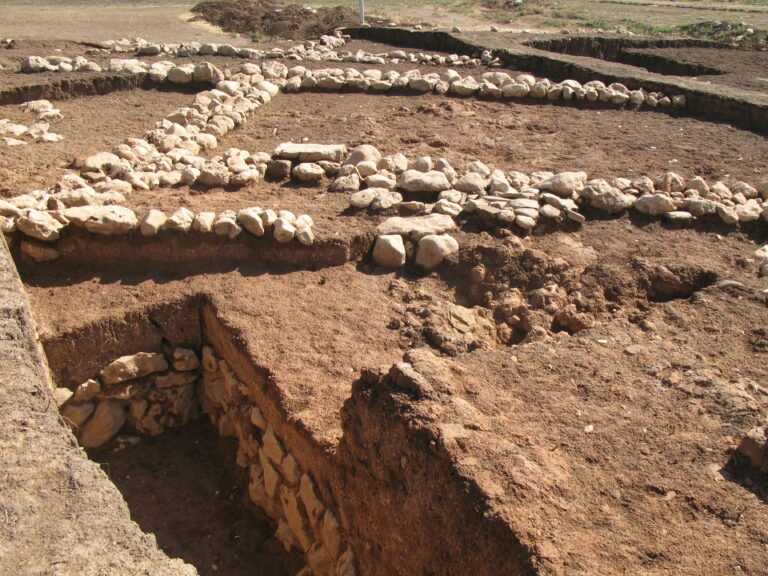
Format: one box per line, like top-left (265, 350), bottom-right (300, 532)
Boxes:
top-left (95, 419), bottom-right (304, 576)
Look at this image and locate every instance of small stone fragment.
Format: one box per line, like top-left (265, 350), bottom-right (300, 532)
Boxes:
top-left (172, 348), bottom-right (200, 371)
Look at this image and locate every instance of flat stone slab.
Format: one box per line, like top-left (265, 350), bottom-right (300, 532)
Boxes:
top-left (376, 213), bottom-right (457, 240)
top-left (274, 143), bottom-right (347, 163)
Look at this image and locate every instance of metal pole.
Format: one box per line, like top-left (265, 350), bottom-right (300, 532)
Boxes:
top-left (359, 0), bottom-right (365, 25)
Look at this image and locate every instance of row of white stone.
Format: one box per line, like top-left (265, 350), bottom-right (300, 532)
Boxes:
top-left (0, 99), bottom-right (63, 146)
top-left (1, 203), bottom-right (315, 262)
top-left (322, 143), bottom-right (768, 227)
top-left (145, 59), bottom-right (684, 109)
top-left (103, 33), bottom-right (346, 56)
top-left (54, 348), bottom-right (202, 449)
top-left (200, 344), bottom-right (355, 576)
top-left (19, 41), bottom-right (683, 111)
top-left (7, 56), bottom-right (687, 207)
top-left (98, 32), bottom-right (492, 67)
top-left (309, 143), bottom-right (768, 269)
top-left (20, 36), bottom-right (488, 75)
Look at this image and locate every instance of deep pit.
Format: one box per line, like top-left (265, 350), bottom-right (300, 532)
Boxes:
top-left (97, 421), bottom-right (305, 576)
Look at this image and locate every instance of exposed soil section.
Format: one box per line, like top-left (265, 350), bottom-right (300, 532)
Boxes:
top-left (191, 0), bottom-right (357, 40)
top-left (97, 420), bottom-right (304, 576)
top-left (22, 213), bottom-right (768, 575)
top-left (29, 264), bottom-right (406, 448)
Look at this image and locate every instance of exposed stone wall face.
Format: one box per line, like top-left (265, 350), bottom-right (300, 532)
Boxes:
top-left (198, 342), bottom-right (355, 576)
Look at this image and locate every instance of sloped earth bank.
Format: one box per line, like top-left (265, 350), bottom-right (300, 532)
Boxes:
top-left (3, 35), bottom-right (768, 576)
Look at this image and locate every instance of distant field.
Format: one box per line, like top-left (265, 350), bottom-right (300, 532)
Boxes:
top-left (2, 0), bottom-right (768, 41)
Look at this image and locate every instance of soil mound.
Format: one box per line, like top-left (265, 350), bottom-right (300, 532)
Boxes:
top-left (191, 0), bottom-right (357, 40)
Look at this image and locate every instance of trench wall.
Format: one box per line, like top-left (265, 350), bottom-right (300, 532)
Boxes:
top-left (0, 234), bottom-right (196, 576)
top-left (9, 229), bottom-right (369, 280)
top-left (0, 73), bottom-right (153, 106)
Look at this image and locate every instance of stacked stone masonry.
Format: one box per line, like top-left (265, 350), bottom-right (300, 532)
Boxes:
top-left (199, 344), bottom-right (355, 576)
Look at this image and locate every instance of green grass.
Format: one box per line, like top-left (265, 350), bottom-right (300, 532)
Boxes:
top-left (0, 0), bottom-right (194, 5)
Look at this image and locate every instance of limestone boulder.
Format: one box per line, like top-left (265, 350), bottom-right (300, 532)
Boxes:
top-left (82, 152), bottom-right (122, 175)
top-left (165, 207), bottom-right (195, 232)
top-left (140, 209), bottom-right (167, 236)
top-left (634, 194), bottom-right (676, 216)
top-left (83, 206), bottom-right (138, 235)
top-left (455, 172), bottom-right (488, 195)
top-left (377, 213), bottom-right (457, 241)
top-left (198, 164), bottom-right (230, 187)
top-left (370, 189), bottom-right (403, 211)
top-left (373, 234), bottom-right (407, 268)
top-left (21, 241), bottom-right (60, 262)
top-left (273, 217), bottom-right (297, 243)
top-left (342, 145), bottom-right (382, 167)
top-left (415, 234), bottom-right (459, 270)
top-left (237, 208), bottom-right (266, 236)
top-left (349, 189), bottom-right (376, 209)
top-left (79, 400), bottom-right (127, 449)
top-left (100, 352), bottom-right (169, 385)
top-left (274, 143), bottom-right (347, 163)
top-left (654, 171), bottom-right (685, 193)
top-left (537, 171), bottom-right (587, 197)
top-left (213, 211), bottom-right (242, 238)
top-left (581, 181), bottom-right (635, 214)
top-left (293, 162), bottom-right (326, 183)
top-left (330, 173), bottom-right (361, 192)
top-left (398, 170), bottom-right (451, 194)
top-left (17, 210), bottom-right (64, 242)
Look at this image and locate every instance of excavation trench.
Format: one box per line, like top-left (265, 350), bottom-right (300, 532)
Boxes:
top-left (42, 294), bottom-right (535, 576)
top-left (522, 37), bottom-right (727, 78)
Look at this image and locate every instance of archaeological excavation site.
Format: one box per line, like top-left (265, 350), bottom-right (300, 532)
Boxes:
top-left (1, 5), bottom-right (768, 576)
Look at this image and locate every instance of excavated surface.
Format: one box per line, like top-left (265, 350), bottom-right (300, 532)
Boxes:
top-left (24, 215), bottom-right (768, 575)
top-left (4, 31), bottom-right (768, 576)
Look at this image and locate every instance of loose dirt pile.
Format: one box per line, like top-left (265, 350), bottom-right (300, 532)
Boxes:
top-left (190, 0), bottom-right (357, 40)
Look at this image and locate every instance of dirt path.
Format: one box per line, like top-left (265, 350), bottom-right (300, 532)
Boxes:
top-left (0, 3), bottom-right (239, 43)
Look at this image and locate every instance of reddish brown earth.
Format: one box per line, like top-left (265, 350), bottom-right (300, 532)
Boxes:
top-left (4, 34), bottom-right (768, 576)
top-left (98, 420), bottom-right (304, 576)
top-left (626, 46), bottom-right (768, 93)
